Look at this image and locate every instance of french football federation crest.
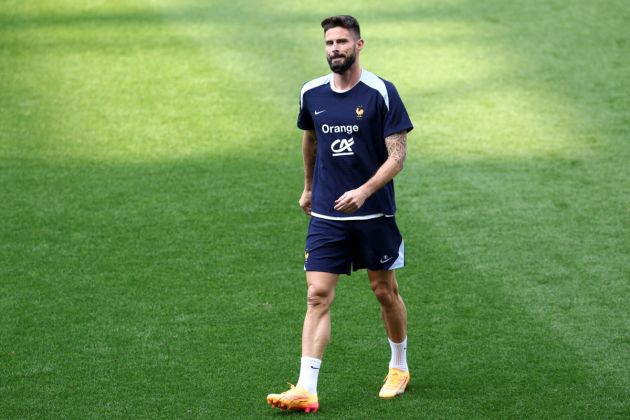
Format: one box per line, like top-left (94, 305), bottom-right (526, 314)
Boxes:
top-left (355, 106), bottom-right (364, 119)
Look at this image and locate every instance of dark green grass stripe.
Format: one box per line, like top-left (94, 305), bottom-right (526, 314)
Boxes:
top-left (1, 157), bottom-right (304, 418)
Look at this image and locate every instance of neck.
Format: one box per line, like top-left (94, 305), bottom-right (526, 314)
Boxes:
top-left (332, 63), bottom-right (362, 92)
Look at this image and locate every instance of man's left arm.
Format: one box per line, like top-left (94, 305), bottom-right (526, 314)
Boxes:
top-left (333, 131), bottom-right (408, 213)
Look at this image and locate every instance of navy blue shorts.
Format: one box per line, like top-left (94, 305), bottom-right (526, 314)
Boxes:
top-left (304, 216), bottom-right (405, 275)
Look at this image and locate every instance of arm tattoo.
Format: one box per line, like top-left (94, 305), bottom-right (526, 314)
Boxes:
top-left (385, 131), bottom-right (407, 170)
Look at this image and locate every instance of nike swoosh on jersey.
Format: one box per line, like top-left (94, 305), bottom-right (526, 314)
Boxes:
top-left (314, 110), bottom-right (326, 115)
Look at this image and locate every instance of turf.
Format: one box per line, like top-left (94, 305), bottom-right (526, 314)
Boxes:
top-left (1, 0), bottom-right (629, 418)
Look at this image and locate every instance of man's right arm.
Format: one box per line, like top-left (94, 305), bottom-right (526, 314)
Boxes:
top-left (299, 130), bottom-right (317, 216)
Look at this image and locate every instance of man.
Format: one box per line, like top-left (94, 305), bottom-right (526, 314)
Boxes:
top-left (267, 15), bottom-right (413, 413)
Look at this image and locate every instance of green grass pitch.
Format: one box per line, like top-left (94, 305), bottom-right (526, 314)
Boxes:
top-left (1, 0), bottom-right (629, 418)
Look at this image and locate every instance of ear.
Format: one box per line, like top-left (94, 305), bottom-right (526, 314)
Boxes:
top-left (356, 38), bottom-right (365, 51)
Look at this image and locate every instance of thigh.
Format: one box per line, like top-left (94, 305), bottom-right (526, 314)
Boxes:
top-left (367, 268), bottom-right (398, 292)
top-left (306, 271), bottom-right (340, 299)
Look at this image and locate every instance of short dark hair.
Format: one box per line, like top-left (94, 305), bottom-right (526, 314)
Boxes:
top-left (321, 15), bottom-right (361, 39)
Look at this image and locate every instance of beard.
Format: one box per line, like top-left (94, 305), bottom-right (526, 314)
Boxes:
top-left (327, 49), bottom-right (357, 74)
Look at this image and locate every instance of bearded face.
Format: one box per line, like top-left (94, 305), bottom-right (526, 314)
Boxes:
top-left (324, 27), bottom-right (362, 75)
top-left (327, 46), bottom-right (357, 74)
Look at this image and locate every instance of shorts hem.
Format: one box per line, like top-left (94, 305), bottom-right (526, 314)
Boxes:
top-left (304, 266), bottom-right (351, 276)
top-left (364, 264), bottom-right (405, 272)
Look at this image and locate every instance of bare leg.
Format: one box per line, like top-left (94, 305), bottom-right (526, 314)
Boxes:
top-left (302, 271), bottom-right (339, 359)
top-left (267, 273), bottom-right (336, 410)
top-left (368, 269), bottom-right (407, 342)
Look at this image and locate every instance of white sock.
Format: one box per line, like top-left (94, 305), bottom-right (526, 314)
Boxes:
top-left (296, 357), bottom-right (321, 395)
top-left (388, 337), bottom-right (408, 371)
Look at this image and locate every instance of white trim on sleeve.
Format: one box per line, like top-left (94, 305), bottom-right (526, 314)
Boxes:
top-left (300, 74), bottom-right (331, 108)
top-left (359, 70), bottom-right (389, 110)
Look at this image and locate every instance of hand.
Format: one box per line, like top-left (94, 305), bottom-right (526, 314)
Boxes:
top-left (299, 189), bottom-right (312, 216)
top-left (334, 188), bottom-right (369, 214)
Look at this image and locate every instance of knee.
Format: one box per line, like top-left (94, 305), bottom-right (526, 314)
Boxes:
top-left (307, 284), bottom-right (334, 310)
top-left (372, 283), bottom-right (399, 307)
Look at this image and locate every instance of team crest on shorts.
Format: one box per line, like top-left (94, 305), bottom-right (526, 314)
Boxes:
top-left (304, 250), bottom-right (309, 262)
top-left (355, 106), bottom-right (364, 119)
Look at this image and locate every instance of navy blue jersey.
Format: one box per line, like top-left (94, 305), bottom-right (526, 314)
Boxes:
top-left (297, 69), bottom-right (413, 220)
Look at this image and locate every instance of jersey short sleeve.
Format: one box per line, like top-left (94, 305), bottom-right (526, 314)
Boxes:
top-left (297, 99), bottom-right (314, 130)
top-left (297, 75), bottom-right (330, 131)
top-left (383, 82), bottom-right (413, 138)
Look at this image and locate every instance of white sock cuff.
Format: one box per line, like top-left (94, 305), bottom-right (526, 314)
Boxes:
top-left (301, 356), bottom-right (321, 368)
top-left (388, 337), bottom-right (407, 346)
